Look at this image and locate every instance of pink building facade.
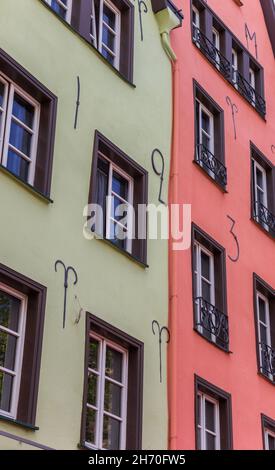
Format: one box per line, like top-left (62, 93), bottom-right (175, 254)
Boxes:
top-left (169, 0), bottom-right (275, 450)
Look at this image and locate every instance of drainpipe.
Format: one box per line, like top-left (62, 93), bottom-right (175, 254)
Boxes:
top-left (152, 0), bottom-right (183, 451)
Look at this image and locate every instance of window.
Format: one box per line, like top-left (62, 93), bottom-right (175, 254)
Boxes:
top-left (251, 144), bottom-right (275, 237)
top-left (45, 0), bottom-right (134, 82)
top-left (192, 5), bottom-right (200, 42)
top-left (88, 131), bottom-right (148, 265)
top-left (195, 376), bottom-right (233, 450)
top-left (194, 82), bottom-right (226, 189)
top-left (254, 275), bottom-right (275, 383)
top-left (192, 225), bottom-right (229, 350)
top-left (0, 263), bottom-right (46, 426)
top-left (212, 27), bottom-right (220, 69)
top-left (262, 415), bottom-right (275, 450)
top-left (81, 313), bottom-right (143, 450)
top-left (45, 0), bottom-right (72, 21)
top-left (0, 48), bottom-right (57, 198)
top-left (231, 48), bottom-right (238, 88)
top-left (249, 67), bottom-right (256, 107)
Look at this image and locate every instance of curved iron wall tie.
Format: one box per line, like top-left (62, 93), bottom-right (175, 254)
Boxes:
top-left (152, 320), bottom-right (170, 383)
top-left (151, 148), bottom-right (166, 204)
top-left (134, 0), bottom-right (148, 41)
top-left (74, 76), bottom-right (80, 130)
top-left (54, 260), bottom-right (78, 329)
top-left (245, 23), bottom-right (258, 59)
top-left (226, 96), bottom-right (238, 140)
top-left (227, 215), bottom-right (240, 263)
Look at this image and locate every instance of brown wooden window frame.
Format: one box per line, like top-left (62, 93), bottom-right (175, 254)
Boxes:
top-left (81, 312), bottom-right (144, 450)
top-left (88, 130), bottom-right (148, 266)
top-left (253, 273), bottom-right (275, 385)
top-left (193, 80), bottom-right (227, 191)
top-left (0, 263), bottom-right (47, 429)
top-left (195, 375), bottom-right (233, 450)
top-left (262, 414), bottom-right (275, 450)
top-left (191, 223), bottom-right (229, 352)
top-left (0, 48), bottom-right (57, 200)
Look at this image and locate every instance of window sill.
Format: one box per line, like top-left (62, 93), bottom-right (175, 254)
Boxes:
top-left (193, 160), bottom-right (228, 193)
top-left (92, 234), bottom-right (149, 269)
top-left (250, 216), bottom-right (275, 240)
top-left (193, 327), bottom-right (232, 354)
top-left (258, 370), bottom-right (275, 387)
top-left (0, 414), bottom-right (39, 431)
top-left (39, 0), bottom-right (136, 88)
top-left (0, 164), bottom-right (53, 204)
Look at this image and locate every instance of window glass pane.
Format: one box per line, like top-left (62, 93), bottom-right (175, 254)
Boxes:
top-left (202, 280), bottom-right (211, 302)
top-left (268, 434), bottom-right (275, 450)
top-left (112, 197), bottom-right (128, 223)
top-left (197, 394), bottom-right (201, 425)
top-left (102, 26), bottom-right (115, 51)
top-left (104, 380), bottom-right (122, 416)
top-left (205, 399), bottom-right (216, 432)
top-left (88, 337), bottom-right (99, 370)
top-left (10, 121), bottom-right (32, 156)
top-left (0, 331), bottom-right (17, 371)
top-left (50, 0), bottom-right (67, 19)
top-left (105, 346), bottom-right (123, 382)
top-left (201, 251), bottom-right (210, 280)
top-left (85, 407), bottom-right (97, 445)
top-left (102, 48), bottom-right (115, 66)
top-left (109, 221), bottom-right (127, 249)
top-left (258, 297), bottom-right (267, 324)
top-left (0, 370), bottom-right (13, 413)
top-left (12, 94), bottom-right (34, 128)
top-left (112, 172), bottom-right (128, 199)
top-left (206, 431), bottom-right (216, 450)
top-left (195, 101), bottom-right (200, 146)
top-left (202, 133), bottom-right (210, 150)
top-left (0, 291), bottom-right (20, 332)
top-left (103, 4), bottom-right (116, 30)
top-left (256, 168), bottom-right (264, 189)
top-left (87, 372), bottom-right (97, 407)
top-left (256, 188), bottom-right (264, 205)
top-left (201, 111), bottom-right (210, 133)
top-left (102, 415), bottom-right (120, 450)
top-left (7, 149), bottom-right (29, 182)
top-left (0, 82), bottom-right (4, 108)
top-left (260, 323), bottom-right (268, 345)
top-left (197, 426), bottom-right (202, 449)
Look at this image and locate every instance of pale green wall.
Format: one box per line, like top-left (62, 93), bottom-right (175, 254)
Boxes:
top-left (0, 0), bottom-right (172, 450)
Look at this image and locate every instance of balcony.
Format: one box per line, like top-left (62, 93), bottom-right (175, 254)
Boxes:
top-left (196, 144), bottom-right (227, 189)
top-left (192, 26), bottom-right (266, 117)
top-left (259, 342), bottom-right (275, 381)
top-left (195, 297), bottom-right (229, 350)
top-left (253, 201), bottom-right (275, 237)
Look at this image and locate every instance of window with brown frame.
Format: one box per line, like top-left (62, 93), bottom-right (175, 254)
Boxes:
top-left (0, 48), bottom-right (57, 199)
top-left (195, 376), bottom-right (233, 450)
top-left (253, 274), bottom-right (275, 384)
top-left (193, 81), bottom-right (227, 190)
top-left (251, 144), bottom-right (275, 238)
top-left (262, 414), bottom-right (275, 450)
top-left (0, 263), bottom-right (46, 428)
top-left (43, 0), bottom-right (134, 82)
top-left (192, 224), bottom-right (229, 351)
top-left (87, 130), bottom-right (148, 265)
top-left (81, 312), bottom-right (143, 450)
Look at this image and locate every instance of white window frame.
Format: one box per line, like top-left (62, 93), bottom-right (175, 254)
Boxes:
top-left (197, 391), bottom-right (220, 450)
top-left (265, 428), bottom-right (275, 450)
top-left (45, 0), bottom-right (72, 22)
top-left (212, 27), bottom-right (220, 69)
top-left (98, 0), bottom-right (121, 70)
top-left (90, 0), bottom-right (97, 48)
top-left (0, 282), bottom-right (27, 419)
top-left (249, 67), bottom-right (256, 106)
top-left (196, 99), bottom-right (215, 154)
top-left (253, 159), bottom-right (268, 230)
top-left (194, 241), bottom-right (215, 340)
top-left (98, 150), bottom-right (134, 253)
top-left (85, 333), bottom-right (128, 450)
top-left (0, 76), bottom-right (9, 158)
top-left (256, 291), bottom-right (272, 379)
top-left (192, 6), bottom-right (200, 42)
top-left (232, 48), bottom-right (238, 88)
top-left (0, 73), bottom-right (40, 186)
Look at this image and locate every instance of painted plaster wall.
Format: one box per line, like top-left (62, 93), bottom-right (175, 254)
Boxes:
top-left (0, 0), bottom-right (172, 449)
top-left (170, 0), bottom-right (275, 450)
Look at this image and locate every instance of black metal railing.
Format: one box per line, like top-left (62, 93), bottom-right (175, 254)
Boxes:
top-left (259, 342), bottom-right (275, 380)
top-left (193, 26), bottom-right (231, 79)
top-left (196, 144), bottom-right (227, 188)
top-left (254, 201), bottom-right (275, 235)
top-left (192, 26), bottom-right (266, 117)
top-left (195, 297), bottom-right (229, 349)
top-left (235, 71), bottom-right (266, 117)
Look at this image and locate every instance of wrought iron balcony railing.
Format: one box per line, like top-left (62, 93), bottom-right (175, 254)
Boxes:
top-left (195, 297), bottom-right (229, 349)
top-left (192, 26), bottom-right (231, 79)
top-left (259, 342), bottom-right (275, 380)
top-left (235, 71), bottom-right (266, 117)
top-left (196, 144), bottom-right (227, 188)
top-left (192, 26), bottom-right (266, 117)
top-left (253, 201), bottom-right (275, 236)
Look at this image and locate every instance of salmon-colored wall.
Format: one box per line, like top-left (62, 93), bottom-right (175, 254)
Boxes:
top-left (169, 0), bottom-right (275, 450)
